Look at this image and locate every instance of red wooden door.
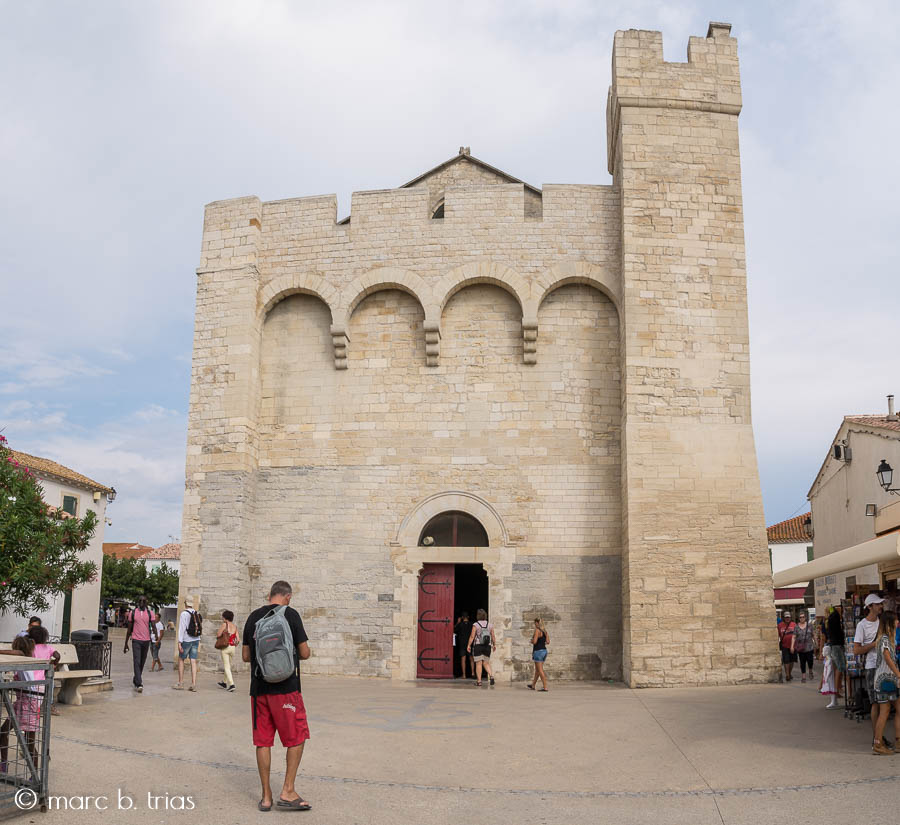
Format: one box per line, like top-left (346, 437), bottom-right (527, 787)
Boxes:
top-left (416, 563), bottom-right (455, 679)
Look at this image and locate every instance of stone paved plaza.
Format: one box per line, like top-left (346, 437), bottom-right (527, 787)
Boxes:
top-left (23, 642), bottom-right (900, 824)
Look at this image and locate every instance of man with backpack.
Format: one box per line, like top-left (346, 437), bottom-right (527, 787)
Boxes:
top-left (242, 581), bottom-right (311, 812)
top-left (124, 595), bottom-right (157, 693)
top-left (173, 598), bottom-right (203, 692)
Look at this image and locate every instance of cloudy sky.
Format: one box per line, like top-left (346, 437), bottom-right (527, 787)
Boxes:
top-left (1, 1), bottom-right (897, 545)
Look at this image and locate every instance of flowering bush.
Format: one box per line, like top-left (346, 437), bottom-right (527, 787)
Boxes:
top-left (0, 434), bottom-right (98, 616)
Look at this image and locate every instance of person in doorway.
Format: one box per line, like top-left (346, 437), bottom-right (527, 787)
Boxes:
top-left (778, 611), bottom-right (797, 681)
top-left (527, 617), bottom-right (550, 691)
top-left (870, 611), bottom-right (900, 755)
top-left (242, 581), bottom-right (311, 812)
top-left (791, 610), bottom-right (815, 682)
top-left (28, 625), bottom-right (60, 716)
top-left (826, 604), bottom-right (846, 708)
top-left (217, 610), bottom-right (239, 692)
top-left (124, 596), bottom-right (157, 694)
top-left (149, 618), bottom-right (166, 671)
top-left (455, 613), bottom-right (473, 679)
top-left (467, 609), bottom-right (496, 687)
top-left (854, 594), bottom-right (886, 748)
top-left (174, 600), bottom-right (202, 692)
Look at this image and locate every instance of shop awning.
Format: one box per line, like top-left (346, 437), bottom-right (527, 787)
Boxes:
top-left (774, 584), bottom-right (809, 601)
top-left (773, 532), bottom-right (900, 588)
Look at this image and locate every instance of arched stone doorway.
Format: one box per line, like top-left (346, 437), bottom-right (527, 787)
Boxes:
top-left (391, 492), bottom-right (515, 681)
top-left (415, 512), bottom-right (491, 678)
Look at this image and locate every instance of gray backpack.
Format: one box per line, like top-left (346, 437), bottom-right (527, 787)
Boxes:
top-left (254, 605), bottom-right (296, 683)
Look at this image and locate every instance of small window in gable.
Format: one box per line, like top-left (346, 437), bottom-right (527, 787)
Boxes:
top-left (431, 200), bottom-right (445, 220)
top-left (62, 494), bottom-right (78, 517)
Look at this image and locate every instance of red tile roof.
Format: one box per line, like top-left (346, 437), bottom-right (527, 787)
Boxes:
top-left (8, 449), bottom-right (113, 494)
top-left (143, 543), bottom-right (181, 560)
top-left (846, 415), bottom-right (900, 433)
top-left (767, 513), bottom-right (812, 544)
top-left (102, 542), bottom-right (154, 560)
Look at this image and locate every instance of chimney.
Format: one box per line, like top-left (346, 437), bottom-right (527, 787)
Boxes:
top-left (890, 394), bottom-right (896, 417)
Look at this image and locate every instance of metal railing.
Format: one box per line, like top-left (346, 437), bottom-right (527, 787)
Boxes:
top-left (0, 659), bottom-right (53, 816)
top-left (70, 641), bottom-right (112, 680)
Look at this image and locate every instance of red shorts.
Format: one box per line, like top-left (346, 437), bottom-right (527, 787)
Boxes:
top-left (252, 692), bottom-right (310, 748)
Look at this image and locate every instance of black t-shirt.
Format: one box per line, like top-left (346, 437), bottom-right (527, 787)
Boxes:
top-left (827, 610), bottom-right (845, 646)
top-left (243, 604), bottom-right (308, 696)
top-left (456, 620), bottom-right (472, 649)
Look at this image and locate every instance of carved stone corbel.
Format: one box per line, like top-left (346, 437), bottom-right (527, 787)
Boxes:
top-left (424, 321), bottom-right (441, 367)
top-left (522, 317), bottom-right (538, 365)
top-left (331, 325), bottom-right (349, 370)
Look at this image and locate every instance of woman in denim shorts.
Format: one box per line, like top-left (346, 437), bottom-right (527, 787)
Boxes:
top-left (527, 618), bottom-right (550, 692)
top-left (872, 612), bottom-right (900, 755)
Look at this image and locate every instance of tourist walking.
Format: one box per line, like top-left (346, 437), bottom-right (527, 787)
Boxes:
top-left (779, 611), bottom-right (797, 681)
top-left (455, 613), bottom-right (473, 679)
top-left (870, 611), bottom-right (900, 754)
top-left (527, 617), bottom-right (550, 691)
top-left (216, 610), bottom-right (240, 692)
top-left (124, 595), bottom-right (157, 693)
top-left (242, 581), bottom-right (312, 812)
top-left (174, 600), bottom-right (202, 692)
top-left (791, 611), bottom-right (815, 682)
top-left (149, 618), bottom-right (165, 671)
top-left (853, 594), bottom-right (885, 747)
top-left (826, 604), bottom-right (846, 708)
top-left (467, 609), bottom-right (496, 687)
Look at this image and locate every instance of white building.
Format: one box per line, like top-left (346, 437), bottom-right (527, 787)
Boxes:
top-left (767, 513), bottom-right (813, 613)
top-left (140, 543), bottom-right (181, 576)
top-left (0, 450), bottom-right (115, 641)
top-left (805, 403), bottom-right (900, 609)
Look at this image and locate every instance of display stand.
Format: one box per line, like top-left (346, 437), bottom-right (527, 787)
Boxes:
top-left (841, 596), bottom-right (870, 722)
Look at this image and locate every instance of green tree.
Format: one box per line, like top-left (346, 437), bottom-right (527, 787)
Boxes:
top-left (0, 434), bottom-right (98, 616)
top-left (145, 562), bottom-right (179, 609)
top-left (100, 555), bottom-right (179, 609)
top-left (100, 554), bottom-right (147, 604)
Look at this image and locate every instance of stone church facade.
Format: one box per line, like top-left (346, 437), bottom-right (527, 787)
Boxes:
top-left (180, 22), bottom-right (780, 687)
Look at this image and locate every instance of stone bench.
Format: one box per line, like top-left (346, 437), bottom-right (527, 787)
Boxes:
top-left (53, 643), bottom-right (103, 706)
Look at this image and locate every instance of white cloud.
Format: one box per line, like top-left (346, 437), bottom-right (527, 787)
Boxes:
top-left (1, 1), bottom-right (898, 532)
top-left (13, 404), bottom-right (188, 546)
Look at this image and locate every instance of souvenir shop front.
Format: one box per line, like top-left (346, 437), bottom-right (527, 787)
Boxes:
top-left (775, 532), bottom-right (900, 717)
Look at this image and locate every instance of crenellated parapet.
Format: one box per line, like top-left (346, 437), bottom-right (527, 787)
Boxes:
top-left (606, 21), bottom-right (741, 174)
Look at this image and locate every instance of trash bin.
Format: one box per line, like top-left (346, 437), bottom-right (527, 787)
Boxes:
top-left (70, 629), bottom-right (104, 642)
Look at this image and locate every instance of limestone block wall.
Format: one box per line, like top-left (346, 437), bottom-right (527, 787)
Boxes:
top-left (180, 20), bottom-right (778, 686)
top-left (609, 23), bottom-right (779, 686)
top-left (251, 284), bottom-right (621, 679)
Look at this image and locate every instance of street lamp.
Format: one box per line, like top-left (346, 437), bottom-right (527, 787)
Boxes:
top-left (803, 515), bottom-right (813, 539)
top-left (876, 460), bottom-right (899, 495)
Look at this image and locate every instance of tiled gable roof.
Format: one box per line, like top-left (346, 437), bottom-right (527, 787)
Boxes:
top-left (143, 543), bottom-right (181, 560)
top-left (102, 542), bottom-right (154, 559)
top-left (7, 449), bottom-right (113, 494)
top-left (767, 513), bottom-right (811, 544)
top-left (845, 415), bottom-right (900, 434)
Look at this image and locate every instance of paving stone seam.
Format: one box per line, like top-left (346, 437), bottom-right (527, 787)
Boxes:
top-left (54, 736), bottom-right (900, 799)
